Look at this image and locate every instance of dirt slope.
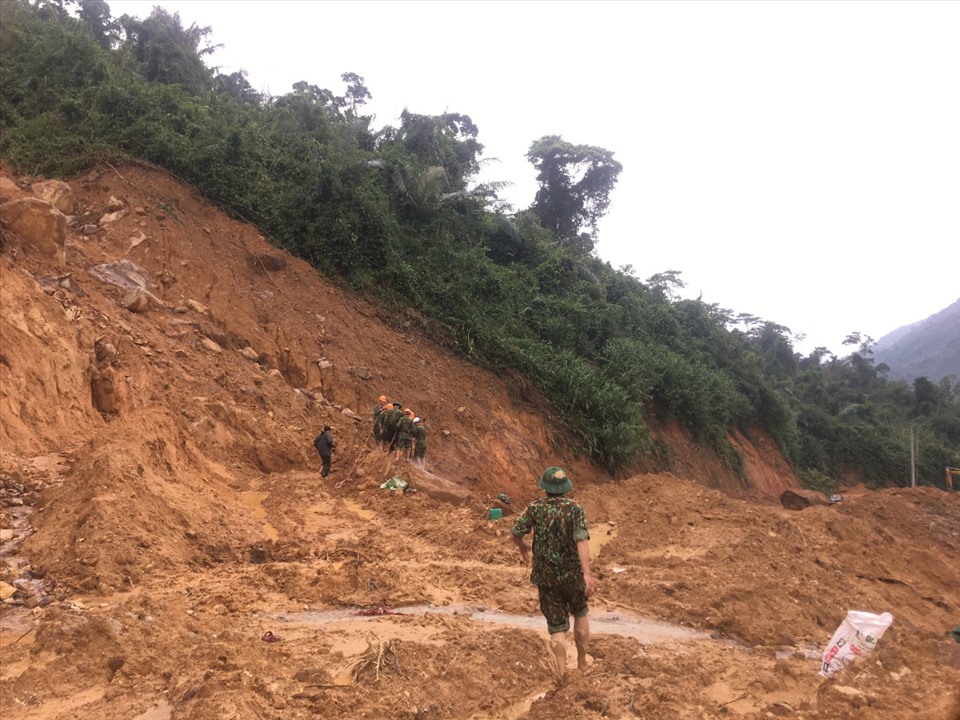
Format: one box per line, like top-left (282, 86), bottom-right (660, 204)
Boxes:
top-left (1, 163), bottom-right (958, 720)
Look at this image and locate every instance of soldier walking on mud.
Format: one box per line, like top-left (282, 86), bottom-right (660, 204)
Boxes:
top-left (313, 425), bottom-right (335, 478)
top-left (511, 467), bottom-right (595, 679)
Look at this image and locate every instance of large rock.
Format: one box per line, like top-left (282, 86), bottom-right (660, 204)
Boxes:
top-left (99, 208), bottom-right (129, 224)
top-left (90, 368), bottom-right (121, 414)
top-left (413, 473), bottom-right (470, 506)
top-left (89, 259), bottom-right (150, 292)
top-left (0, 197), bottom-right (66, 265)
top-left (780, 490), bottom-right (812, 511)
top-left (186, 299), bottom-right (212, 318)
top-left (0, 176), bottom-right (21, 202)
top-left (122, 286), bottom-right (163, 313)
top-left (200, 337), bottom-right (222, 353)
top-left (30, 180), bottom-right (76, 215)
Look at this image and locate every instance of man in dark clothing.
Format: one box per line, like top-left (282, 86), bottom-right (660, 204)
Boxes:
top-left (373, 395), bottom-right (387, 446)
top-left (511, 466), bottom-right (594, 678)
top-left (313, 425), bottom-right (335, 478)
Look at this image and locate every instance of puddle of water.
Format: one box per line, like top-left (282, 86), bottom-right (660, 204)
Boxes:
top-left (0, 506), bottom-right (34, 558)
top-left (589, 522), bottom-right (617, 559)
top-left (309, 499), bottom-right (374, 521)
top-left (0, 607), bottom-right (35, 652)
top-left (240, 492), bottom-right (279, 541)
top-left (270, 603), bottom-right (711, 645)
top-left (1, 507), bottom-right (52, 608)
top-left (343, 500), bottom-right (374, 520)
top-left (240, 491), bottom-right (269, 519)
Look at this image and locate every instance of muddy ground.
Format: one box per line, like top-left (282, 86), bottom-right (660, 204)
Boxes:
top-left (1, 163), bottom-right (958, 719)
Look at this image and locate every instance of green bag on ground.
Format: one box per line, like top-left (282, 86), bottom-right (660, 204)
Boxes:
top-left (380, 477), bottom-right (408, 491)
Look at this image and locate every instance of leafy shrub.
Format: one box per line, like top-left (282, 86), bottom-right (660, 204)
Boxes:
top-left (798, 469), bottom-right (837, 497)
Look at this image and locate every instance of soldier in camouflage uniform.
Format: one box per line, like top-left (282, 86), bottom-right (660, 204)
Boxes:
top-left (382, 402), bottom-right (403, 452)
top-left (372, 395), bottom-right (387, 446)
top-left (412, 417), bottom-right (427, 468)
top-left (511, 466), bottom-right (595, 678)
top-left (396, 408), bottom-right (415, 459)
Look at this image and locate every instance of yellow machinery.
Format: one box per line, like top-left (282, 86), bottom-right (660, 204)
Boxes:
top-left (947, 467), bottom-right (960, 491)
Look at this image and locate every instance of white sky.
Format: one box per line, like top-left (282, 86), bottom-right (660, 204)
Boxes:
top-left (108, 0), bottom-right (960, 355)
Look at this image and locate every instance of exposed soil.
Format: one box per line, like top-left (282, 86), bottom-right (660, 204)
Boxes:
top-left (1, 163), bottom-right (958, 719)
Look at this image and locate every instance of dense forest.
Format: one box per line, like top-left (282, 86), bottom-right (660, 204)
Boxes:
top-left (2, 0), bottom-right (958, 490)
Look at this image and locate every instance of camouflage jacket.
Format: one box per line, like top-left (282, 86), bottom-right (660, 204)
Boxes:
top-left (383, 408), bottom-right (402, 430)
top-left (397, 416), bottom-right (414, 441)
top-left (511, 496), bottom-right (589, 586)
top-left (412, 424), bottom-right (426, 448)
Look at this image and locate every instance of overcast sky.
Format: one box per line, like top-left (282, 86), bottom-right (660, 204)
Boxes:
top-left (108, 0), bottom-right (960, 356)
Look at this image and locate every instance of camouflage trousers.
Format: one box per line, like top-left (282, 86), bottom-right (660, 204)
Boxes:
top-left (537, 574), bottom-right (588, 634)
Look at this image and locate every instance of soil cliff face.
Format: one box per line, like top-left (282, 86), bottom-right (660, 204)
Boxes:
top-left (0, 162), bottom-right (791, 503)
top-left (0, 164), bottom-right (606, 501)
top-left (1, 163), bottom-right (958, 720)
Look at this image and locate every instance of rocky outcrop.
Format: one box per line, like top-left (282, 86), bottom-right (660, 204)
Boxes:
top-left (88, 259), bottom-right (151, 292)
top-left (90, 367), bottom-right (121, 414)
top-left (30, 180), bottom-right (76, 215)
top-left (122, 286), bottom-right (164, 314)
top-left (0, 197), bottom-right (67, 266)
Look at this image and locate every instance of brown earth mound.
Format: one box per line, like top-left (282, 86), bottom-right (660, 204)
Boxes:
top-left (2, 163), bottom-right (958, 719)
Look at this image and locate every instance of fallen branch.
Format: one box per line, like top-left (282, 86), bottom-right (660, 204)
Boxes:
top-left (331, 633), bottom-right (402, 685)
top-left (719, 692), bottom-right (747, 708)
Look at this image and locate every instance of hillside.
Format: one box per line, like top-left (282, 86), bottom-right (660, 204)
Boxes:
top-left (872, 299), bottom-right (960, 383)
top-left (1, 163), bottom-right (959, 720)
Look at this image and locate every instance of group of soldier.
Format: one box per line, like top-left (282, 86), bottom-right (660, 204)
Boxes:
top-left (372, 395), bottom-right (427, 467)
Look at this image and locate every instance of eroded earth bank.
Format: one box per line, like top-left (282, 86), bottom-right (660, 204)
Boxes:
top-left (2, 164), bottom-right (958, 719)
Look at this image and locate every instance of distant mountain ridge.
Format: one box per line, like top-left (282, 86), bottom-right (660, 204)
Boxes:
top-left (872, 299), bottom-right (960, 383)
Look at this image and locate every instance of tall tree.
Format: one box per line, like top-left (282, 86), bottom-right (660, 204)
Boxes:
top-left (395, 110), bottom-right (483, 189)
top-left (338, 71), bottom-right (371, 117)
top-left (526, 135), bottom-right (622, 254)
top-left (118, 7), bottom-right (218, 94)
top-left (77, 0), bottom-right (119, 48)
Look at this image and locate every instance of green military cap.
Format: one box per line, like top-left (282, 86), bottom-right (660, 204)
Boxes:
top-left (538, 466), bottom-right (572, 494)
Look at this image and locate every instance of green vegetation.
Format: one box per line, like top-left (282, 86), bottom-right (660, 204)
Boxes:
top-left (3, 0), bottom-right (958, 487)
